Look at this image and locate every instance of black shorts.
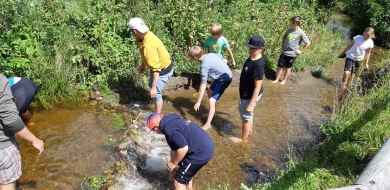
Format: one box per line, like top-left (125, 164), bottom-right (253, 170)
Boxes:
top-left (344, 58), bottom-right (361, 73)
top-left (174, 159), bottom-right (209, 184)
top-left (277, 54), bottom-right (297, 68)
top-left (11, 78), bottom-right (37, 114)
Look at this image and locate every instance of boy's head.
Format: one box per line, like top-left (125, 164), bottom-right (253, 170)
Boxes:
top-left (245, 35), bottom-right (265, 56)
top-left (363, 27), bottom-right (375, 39)
top-left (289, 16), bottom-right (301, 27)
top-left (188, 46), bottom-right (204, 61)
top-left (210, 23), bottom-right (223, 40)
top-left (147, 112), bottom-right (162, 134)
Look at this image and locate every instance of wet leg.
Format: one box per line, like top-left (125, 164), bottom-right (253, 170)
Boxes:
top-left (0, 181), bottom-right (16, 190)
top-left (280, 68), bottom-right (291, 85)
top-left (272, 67), bottom-right (283, 83)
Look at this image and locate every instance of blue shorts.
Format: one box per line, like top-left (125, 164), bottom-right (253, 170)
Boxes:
top-left (148, 67), bottom-right (174, 101)
top-left (344, 58), bottom-right (361, 73)
top-left (0, 143), bottom-right (21, 184)
top-left (174, 159), bottom-right (209, 184)
top-left (209, 80), bottom-right (231, 100)
top-left (277, 54), bottom-right (297, 68)
top-left (238, 94), bottom-right (262, 122)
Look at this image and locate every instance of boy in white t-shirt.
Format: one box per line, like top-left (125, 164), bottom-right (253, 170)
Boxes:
top-left (338, 27), bottom-right (375, 89)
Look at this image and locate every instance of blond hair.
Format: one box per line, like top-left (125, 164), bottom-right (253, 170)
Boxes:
top-left (188, 46), bottom-right (204, 59)
top-left (210, 23), bottom-right (222, 36)
top-left (363, 27), bottom-right (375, 38)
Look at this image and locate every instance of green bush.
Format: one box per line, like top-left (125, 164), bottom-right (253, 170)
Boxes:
top-left (0, 0), bottom-right (345, 106)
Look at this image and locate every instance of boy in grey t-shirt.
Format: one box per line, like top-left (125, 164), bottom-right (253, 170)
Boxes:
top-left (272, 16), bottom-right (311, 85)
top-left (188, 46), bottom-right (232, 130)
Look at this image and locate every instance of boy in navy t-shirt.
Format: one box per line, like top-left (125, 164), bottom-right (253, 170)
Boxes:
top-left (146, 113), bottom-right (215, 189)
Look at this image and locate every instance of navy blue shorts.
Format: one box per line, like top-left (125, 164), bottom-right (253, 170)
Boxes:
top-left (11, 78), bottom-right (37, 114)
top-left (277, 54), bottom-right (297, 68)
top-left (344, 58), bottom-right (361, 73)
top-left (209, 80), bottom-right (231, 100)
top-left (174, 159), bottom-right (209, 184)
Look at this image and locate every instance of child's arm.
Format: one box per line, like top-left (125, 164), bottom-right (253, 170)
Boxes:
top-left (226, 46), bottom-right (236, 67)
top-left (340, 40), bottom-right (355, 56)
top-left (204, 48), bottom-right (209, 54)
top-left (246, 79), bottom-right (262, 114)
top-left (364, 48), bottom-right (372, 69)
top-left (295, 41), bottom-right (311, 54)
top-left (194, 83), bottom-right (207, 111)
top-left (167, 147), bottom-right (189, 171)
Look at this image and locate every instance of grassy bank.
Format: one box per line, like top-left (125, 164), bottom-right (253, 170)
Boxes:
top-left (0, 0), bottom-right (344, 107)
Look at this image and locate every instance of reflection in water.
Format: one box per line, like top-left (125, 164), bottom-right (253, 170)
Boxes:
top-left (17, 104), bottom-right (123, 190)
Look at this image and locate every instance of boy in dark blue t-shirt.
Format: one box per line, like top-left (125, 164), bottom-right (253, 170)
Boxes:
top-left (146, 113), bottom-right (215, 189)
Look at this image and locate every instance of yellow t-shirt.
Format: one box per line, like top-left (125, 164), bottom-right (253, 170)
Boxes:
top-left (137, 31), bottom-right (171, 72)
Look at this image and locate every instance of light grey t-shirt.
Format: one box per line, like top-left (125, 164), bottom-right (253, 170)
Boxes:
top-left (200, 53), bottom-right (232, 84)
top-left (282, 28), bottom-right (310, 57)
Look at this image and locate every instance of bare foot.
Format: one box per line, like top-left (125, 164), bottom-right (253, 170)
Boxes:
top-left (27, 122), bottom-right (35, 126)
top-left (249, 130), bottom-right (253, 136)
top-left (280, 80), bottom-right (286, 85)
top-left (202, 124), bottom-right (212, 130)
top-left (271, 80), bottom-right (279, 84)
top-left (229, 136), bottom-right (242, 143)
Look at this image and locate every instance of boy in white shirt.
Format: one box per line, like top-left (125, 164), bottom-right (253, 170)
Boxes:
top-left (338, 27), bottom-right (375, 89)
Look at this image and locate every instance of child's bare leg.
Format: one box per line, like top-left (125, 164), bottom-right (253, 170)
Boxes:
top-left (0, 181), bottom-right (16, 190)
top-left (20, 110), bottom-right (32, 124)
top-left (205, 98), bottom-right (216, 126)
top-left (342, 71), bottom-right (350, 89)
top-left (242, 119), bottom-right (253, 140)
top-left (280, 68), bottom-right (292, 85)
top-left (186, 180), bottom-right (193, 190)
top-left (174, 179), bottom-right (187, 190)
top-left (272, 67), bottom-right (283, 83)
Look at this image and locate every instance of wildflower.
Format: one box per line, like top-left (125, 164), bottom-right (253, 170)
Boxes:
top-left (282, 6), bottom-right (287, 13)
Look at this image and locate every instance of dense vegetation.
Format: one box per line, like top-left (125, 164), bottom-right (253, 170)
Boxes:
top-left (0, 0), bottom-right (344, 107)
top-left (320, 0), bottom-right (390, 47)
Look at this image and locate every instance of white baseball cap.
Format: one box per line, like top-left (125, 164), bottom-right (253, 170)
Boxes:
top-left (127, 17), bottom-right (149, 33)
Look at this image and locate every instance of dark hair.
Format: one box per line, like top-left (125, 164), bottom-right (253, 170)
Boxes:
top-left (290, 16), bottom-right (301, 26)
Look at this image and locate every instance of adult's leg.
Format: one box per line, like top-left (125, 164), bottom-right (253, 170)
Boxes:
top-left (280, 67), bottom-right (292, 85)
top-left (155, 99), bottom-right (163, 113)
top-left (272, 67), bottom-right (283, 83)
top-left (0, 182), bottom-right (16, 190)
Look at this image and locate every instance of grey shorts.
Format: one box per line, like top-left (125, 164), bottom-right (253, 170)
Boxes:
top-left (238, 94), bottom-right (262, 122)
top-left (0, 143), bottom-right (22, 184)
